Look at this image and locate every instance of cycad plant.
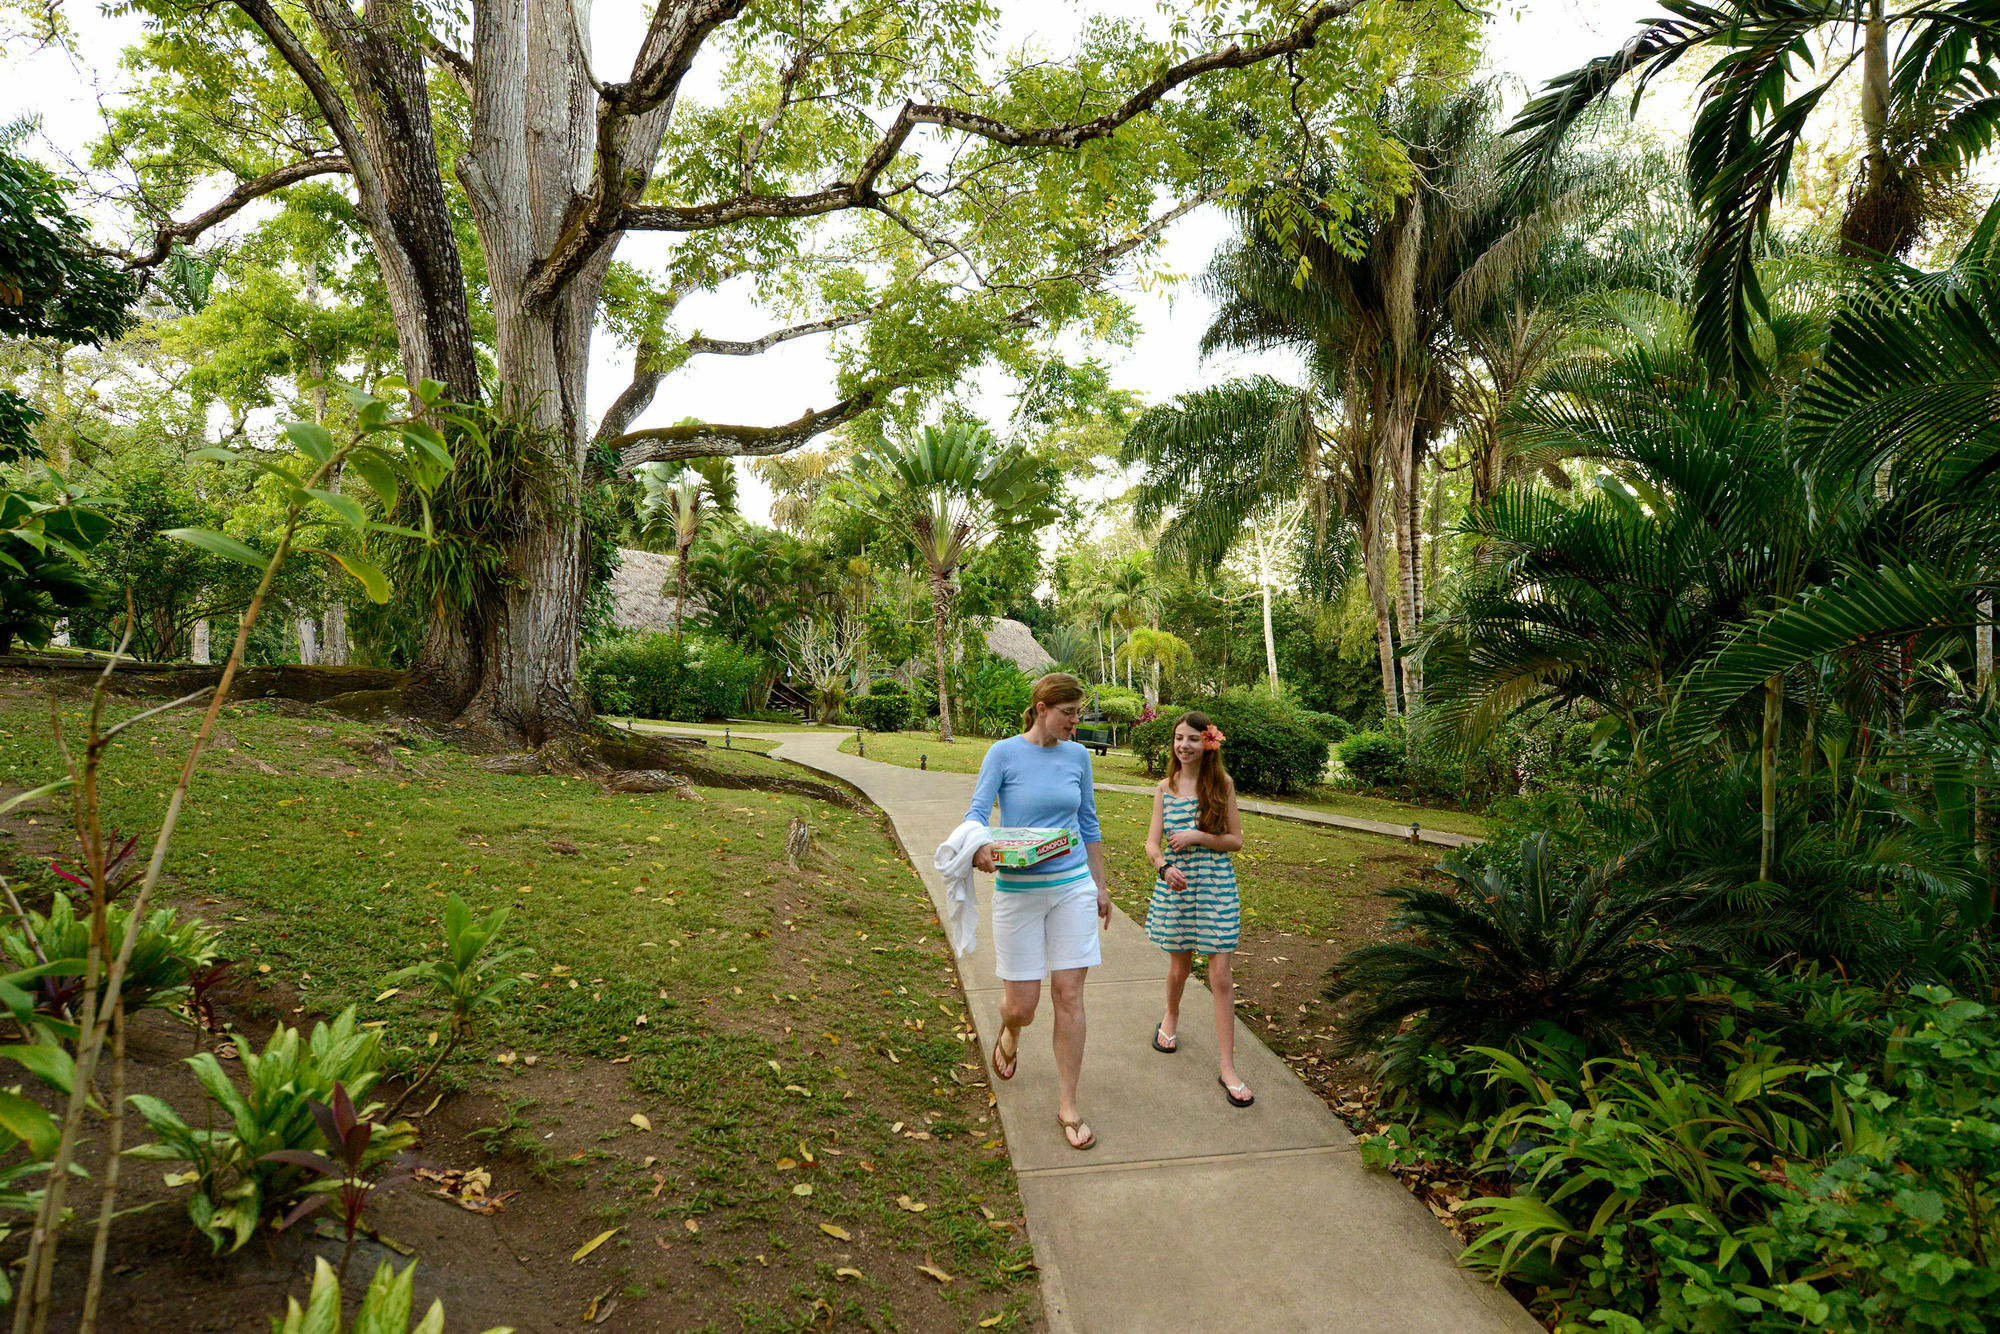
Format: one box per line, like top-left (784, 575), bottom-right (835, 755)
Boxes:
top-left (847, 424), bottom-right (1053, 742)
top-left (1325, 835), bottom-right (1693, 1087)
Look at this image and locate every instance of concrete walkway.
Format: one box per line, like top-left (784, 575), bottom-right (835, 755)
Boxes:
top-left (634, 722), bottom-right (1533, 1334)
top-left (1091, 781), bottom-right (1483, 849)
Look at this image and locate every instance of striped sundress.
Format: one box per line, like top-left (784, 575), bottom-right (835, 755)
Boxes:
top-left (1144, 792), bottom-right (1240, 953)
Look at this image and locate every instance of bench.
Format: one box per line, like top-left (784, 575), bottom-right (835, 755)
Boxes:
top-left (1072, 725), bottom-right (1114, 755)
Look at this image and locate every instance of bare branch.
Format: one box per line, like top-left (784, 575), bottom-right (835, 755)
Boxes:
top-left (625, 2), bottom-right (1358, 235)
top-left (684, 310), bottom-right (873, 358)
top-left (117, 157), bottom-right (352, 271)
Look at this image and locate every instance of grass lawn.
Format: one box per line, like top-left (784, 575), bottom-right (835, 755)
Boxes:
top-left (0, 680), bottom-right (1038, 1333)
top-left (840, 731), bottom-right (1488, 837)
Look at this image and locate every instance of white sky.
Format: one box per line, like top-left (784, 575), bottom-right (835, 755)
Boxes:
top-left (2, 0), bottom-right (1662, 526)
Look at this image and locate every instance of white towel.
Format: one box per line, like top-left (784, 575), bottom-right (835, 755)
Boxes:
top-left (934, 820), bottom-right (994, 959)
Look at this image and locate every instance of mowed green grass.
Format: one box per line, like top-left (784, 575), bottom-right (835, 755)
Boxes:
top-left (0, 691), bottom-right (1038, 1331)
top-left (840, 731), bottom-right (1488, 838)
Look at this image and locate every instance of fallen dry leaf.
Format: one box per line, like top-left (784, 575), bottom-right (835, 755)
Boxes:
top-left (818, 1223), bottom-right (851, 1241)
top-left (916, 1263), bottom-right (952, 1284)
top-left (834, 1267), bottom-right (862, 1281)
top-left (684, 1218), bottom-right (700, 1233)
top-left (629, 1113), bottom-right (652, 1132)
top-left (979, 1317), bottom-right (1005, 1329)
top-left (571, 1227), bottom-right (620, 1262)
top-left (792, 1183), bottom-right (813, 1197)
top-left (895, 1194), bottom-right (927, 1213)
top-left (775, 1157), bottom-right (797, 1170)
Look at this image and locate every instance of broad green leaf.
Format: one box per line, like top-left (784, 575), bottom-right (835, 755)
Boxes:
top-left (0, 1043), bottom-right (74, 1094)
top-left (0, 1089), bottom-right (60, 1158)
top-left (346, 450), bottom-right (401, 509)
top-left (284, 421), bottom-right (338, 465)
top-left (306, 488), bottom-right (367, 529)
top-left (328, 552), bottom-right (391, 604)
top-left (164, 527), bottom-right (268, 571)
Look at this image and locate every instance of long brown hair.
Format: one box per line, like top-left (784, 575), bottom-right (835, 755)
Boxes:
top-left (1021, 672), bottom-right (1087, 731)
top-left (1165, 710), bottom-right (1232, 834)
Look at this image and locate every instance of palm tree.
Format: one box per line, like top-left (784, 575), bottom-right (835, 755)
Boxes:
top-left (847, 423), bottom-right (1054, 742)
top-left (1096, 556), bottom-right (1158, 691)
top-left (1159, 85), bottom-right (1641, 711)
top-left (634, 459), bottom-right (736, 637)
top-left (1116, 626), bottom-right (1194, 707)
top-left (754, 445), bottom-right (850, 537)
top-left (1507, 0), bottom-right (2000, 383)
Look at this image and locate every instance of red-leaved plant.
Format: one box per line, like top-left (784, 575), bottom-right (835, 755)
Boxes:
top-left (260, 1083), bottom-right (406, 1283)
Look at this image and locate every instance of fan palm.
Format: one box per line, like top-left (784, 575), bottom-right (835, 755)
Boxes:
top-left (846, 424), bottom-right (1054, 742)
top-left (634, 460), bottom-right (736, 638)
top-left (1506, 0), bottom-right (2000, 384)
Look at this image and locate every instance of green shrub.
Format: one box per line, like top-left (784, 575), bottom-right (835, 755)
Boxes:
top-left (1130, 692), bottom-right (1329, 794)
top-left (1337, 730), bottom-right (1406, 788)
top-left (1093, 685), bottom-right (1143, 726)
top-left (271, 1257), bottom-right (512, 1334)
top-left (1326, 835), bottom-right (1691, 1087)
top-left (1297, 709), bottom-right (1354, 744)
top-left (960, 654), bottom-right (1032, 737)
top-left (577, 632), bottom-right (763, 721)
top-left (2, 894), bottom-right (218, 1022)
top-left (853, 682), bottom-right (912, 732)
top-left (129, 1006), bottom-right (411, 1253)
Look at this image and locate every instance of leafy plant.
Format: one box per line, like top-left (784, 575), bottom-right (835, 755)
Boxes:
top-left (578, 631), bottom-right (763, 721)
top-left (853, 681), bottom-right (912, 733)
top-left (1131, 691), bottom-right (1329, 794)
top-left (380, 894), bottom-right (528, 1119)
top-left (126, 1007), bottom-right (411, 1253)
top-left (0, 895), bottom-right (218, 1023)
top-left (261, 1082), bottom-right (406, 1284)
top-left (1326, 835), bottom-right (1693, 1087)
top-left (958, 653), bottom-right (1033, 739)
top-left (1336, 730), bottom-right (1405, 788)
top-left (269, 1256), bottom-right (513, 1334)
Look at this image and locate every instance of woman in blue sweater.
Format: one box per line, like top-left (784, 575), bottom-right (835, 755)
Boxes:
top-left (967, 672), bottom-right (1109, 1150)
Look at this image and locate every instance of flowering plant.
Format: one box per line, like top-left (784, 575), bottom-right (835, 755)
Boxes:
top-left (1201, 724), bottom-right (1226, 751)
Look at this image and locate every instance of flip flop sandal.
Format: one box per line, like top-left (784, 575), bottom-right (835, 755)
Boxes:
top-left (990, 1031), bottom-right (1019, 1081)
top-left (1219, 1077), bottom-right (1255, 1108)
top-left (1152, 1025), bottom-right (1178, 1054)
top-left (1057, 1114), bottom-right (1096, 1150)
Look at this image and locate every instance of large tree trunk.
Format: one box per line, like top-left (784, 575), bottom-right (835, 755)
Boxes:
top-left (1363, 499), bottom-right (1398, 717)
top-left (1259, 581), bottom-right (1280, 695)
top-left (675, 540), bottom-right (692, 639)
top-left (929, 567), bottom-right (956, 743)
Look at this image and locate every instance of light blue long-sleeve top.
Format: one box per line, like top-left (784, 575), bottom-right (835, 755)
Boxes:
top-left (964, 734), bottom-right (1102, 891)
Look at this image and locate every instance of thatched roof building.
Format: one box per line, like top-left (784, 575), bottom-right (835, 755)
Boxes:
top-left (981, 617), bottom-right (1055, 674)
top-left (607, 548), bottom-right (687, 634)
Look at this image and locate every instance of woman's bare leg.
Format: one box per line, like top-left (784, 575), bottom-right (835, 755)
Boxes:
top-left (1159, 950), bottom-right (1193, 1043)
top-left (1049, 967), bottom-right (1090, 1142)
top-left (1209, 951), bottom-right (1247, 1094)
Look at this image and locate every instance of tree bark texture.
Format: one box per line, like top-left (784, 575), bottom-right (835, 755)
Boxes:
top-left (930, 568), bottom-right (956, 743)
top-left (1760, 672), bottom-right (1781, 882)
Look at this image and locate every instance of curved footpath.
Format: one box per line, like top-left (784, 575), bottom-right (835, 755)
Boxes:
top-left (632, 723), bottom-right (1532, 1334)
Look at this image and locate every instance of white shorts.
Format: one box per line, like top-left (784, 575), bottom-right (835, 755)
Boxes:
top-left (990, 884), bottom-right (1102, 981)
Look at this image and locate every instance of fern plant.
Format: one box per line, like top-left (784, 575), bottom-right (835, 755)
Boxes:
top-left (1325, 834), bottom-right (1695, 1086)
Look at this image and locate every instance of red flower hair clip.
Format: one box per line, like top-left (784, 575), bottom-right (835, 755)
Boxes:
top-left (1200, 724), bottom-right (1226, 751)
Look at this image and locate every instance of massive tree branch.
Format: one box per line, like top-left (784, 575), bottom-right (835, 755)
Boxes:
top-left (523, 0), bottom-right (750, 309)
top-left (610, 382), bottom-right (890, 473)
top-left (683, 310), bottom-right (872, 358)
top-left (228, 0), bottom-right (380, 201)
top-left (118, 157), bottom-right (352, 270)
top-left (624, 2), bottom-right (1358, 236)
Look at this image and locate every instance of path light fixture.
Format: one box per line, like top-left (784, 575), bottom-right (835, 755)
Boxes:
top-left (724, 727), bottom-right (731, 750)
top-left (920, 754), bottom-right (927, 771)
top-left (1408, 823), bottom-right (1420, 846)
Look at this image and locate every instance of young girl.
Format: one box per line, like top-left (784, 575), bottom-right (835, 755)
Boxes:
top-left (1143, 711), bottom-right (1252, 1106)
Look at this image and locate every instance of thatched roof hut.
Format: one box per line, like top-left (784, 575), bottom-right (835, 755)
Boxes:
top-left (607, 548), bottom-right (687, 634)
top-left (981, 617), bottom-right (1055, 674)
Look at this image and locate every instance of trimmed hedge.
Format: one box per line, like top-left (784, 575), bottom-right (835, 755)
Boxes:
top-left (1131, 693), bottom-right (1330, 795)
top-left (1337, 730), bottom-right (1406, 787)
top-left (853, 680), bottom-right (913, 732)
top-left (578, 632), bottom-right (763, 721)
top-left (1093, 685), bottom-right (1144, 726)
